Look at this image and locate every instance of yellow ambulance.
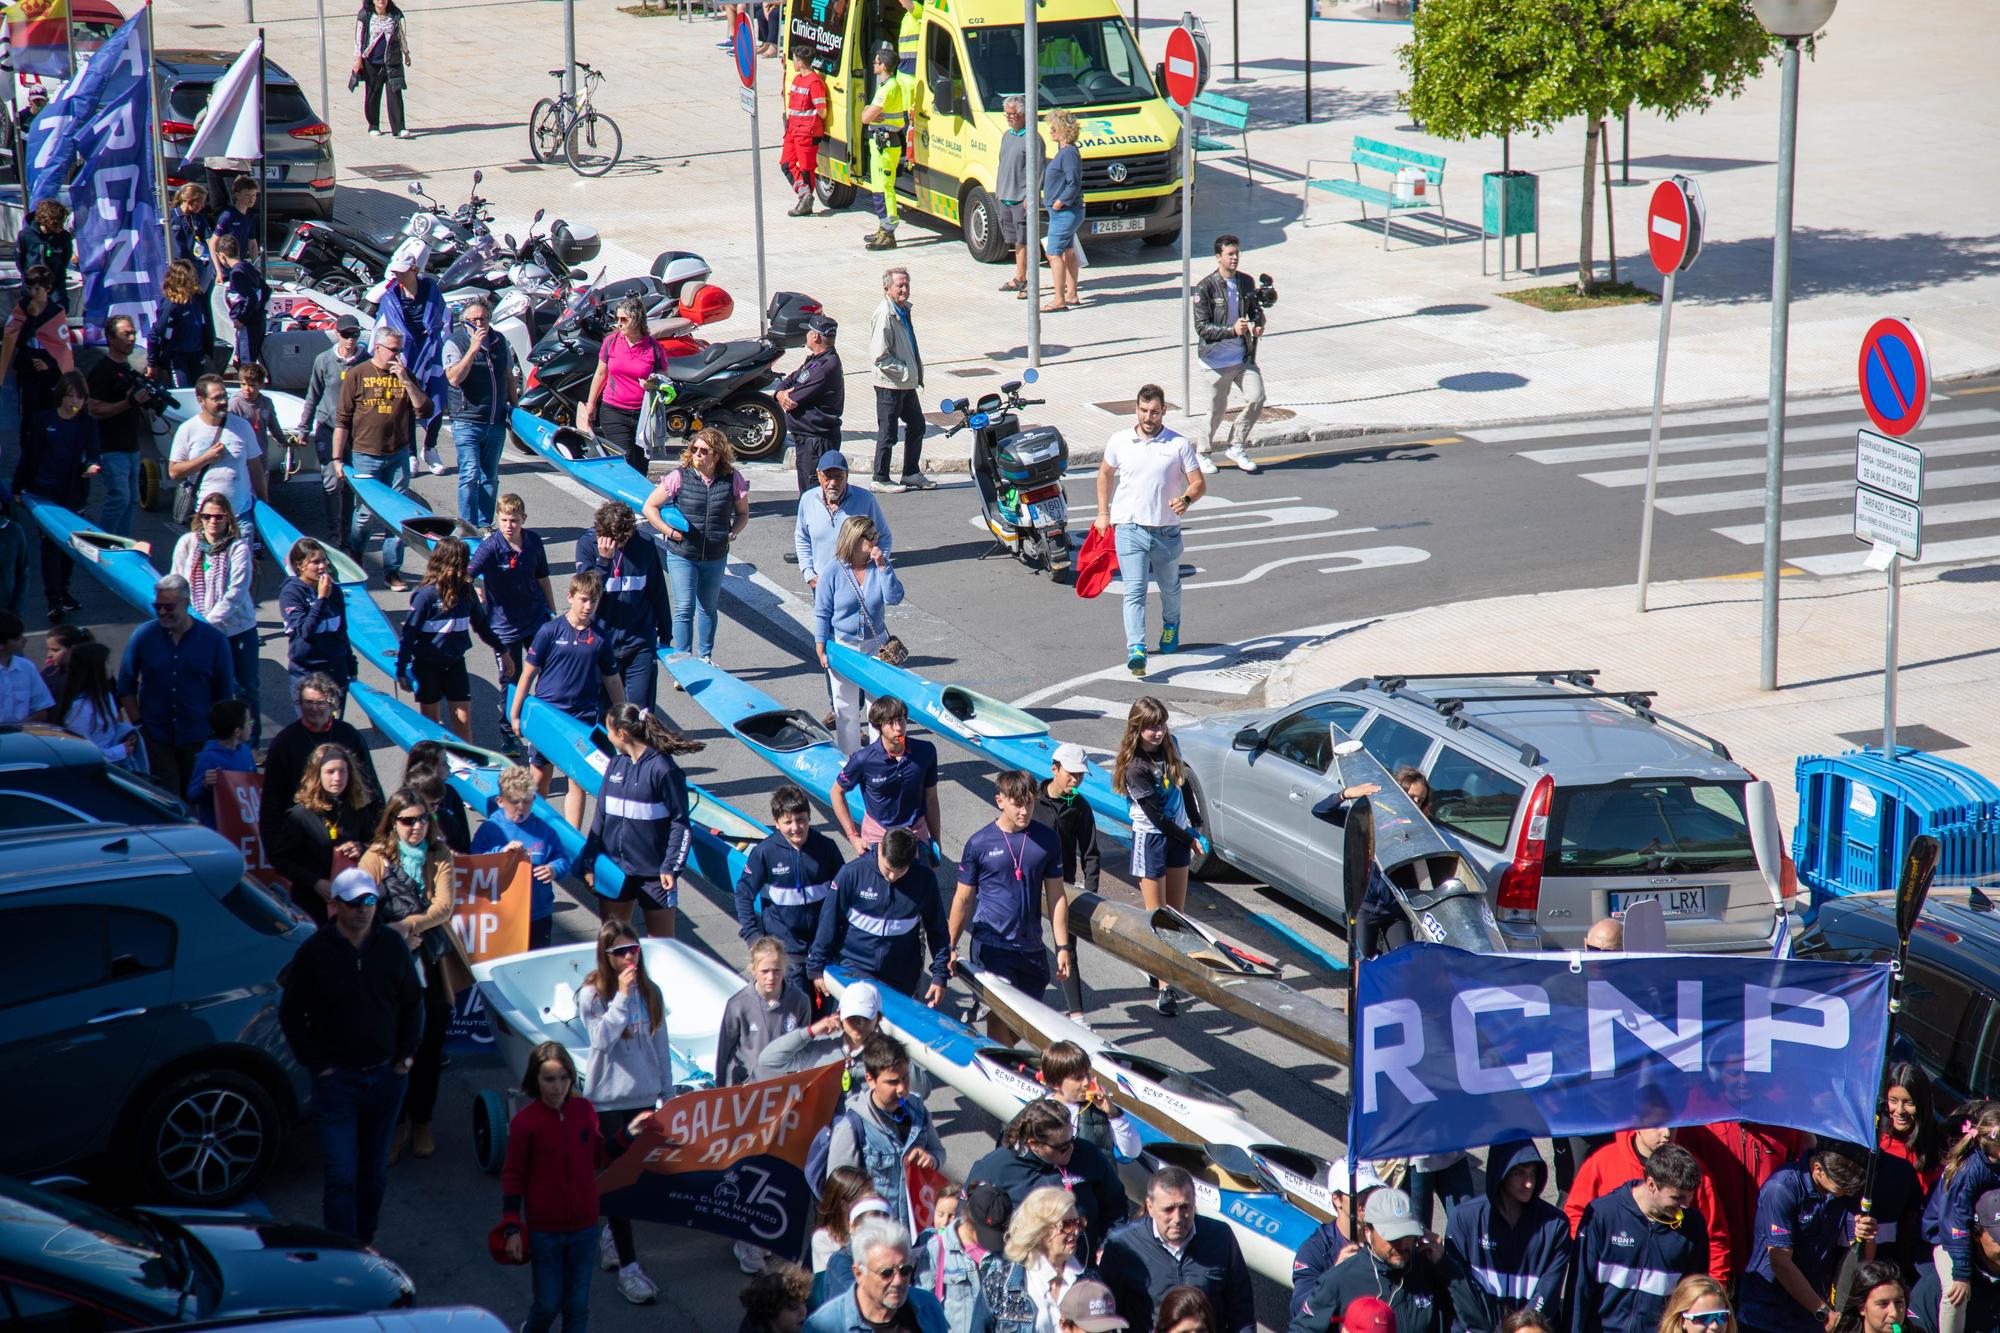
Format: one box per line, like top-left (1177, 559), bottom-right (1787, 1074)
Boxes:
top-left (785, 0), bottom-right (1185, 260)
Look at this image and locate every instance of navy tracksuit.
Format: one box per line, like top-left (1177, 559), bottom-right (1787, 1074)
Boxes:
top-left (573, 533), bottom-right (671, 708)
top-left (807, 855), bottom-right (948, 997)
top-left (734, 829), bottom-right (845, 985)
top-left (581, 748), bottom-right (691, 909)
top-left (1571, 1184), bottom-right (1709, 1333)
top-left (278, 575), bottom-right (355, 688)
top-left (1444, 1140), bottom-right (1573, 1333)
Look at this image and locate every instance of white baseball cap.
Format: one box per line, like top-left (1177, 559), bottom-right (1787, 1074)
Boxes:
top-left (331, 868), bottom-right (381, 904)
top-left (1052, 743), bottom-right (1089, 774)
top-left (838, 980), bottom-right (882, 1021)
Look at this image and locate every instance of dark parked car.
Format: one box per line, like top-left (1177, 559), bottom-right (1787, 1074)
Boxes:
top-left (0, 725), bottom-right (188, 832)
top-left (177, 1312), bottom-right (506, 1333)
top-left (158, 49), bottom-right (335, 221)
top-left (0, 823), bottom-right (313, 1205)
top-left (0, 1177), bottom-right (414, 1327)
top-left (1797, 886), bottom-right (2000, 1106)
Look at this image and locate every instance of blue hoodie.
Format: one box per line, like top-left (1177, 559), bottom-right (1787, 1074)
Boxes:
top-left (278, 575), bottom-right (353, 679)
top-left (580, 747), bottom-right (691, 882)
top-left (733, 828), bottom-right (845, 956)
top-left (1446, 1140), bottom-right (1573, 1333)
top-left (807, 854), bottom-right (948, 998)
top-left (1571, 1182), bottom-right (1708, 1333)
top-left (1923, 1149), bottom-right (2000, 1274)
top-left (186, 737), bottom-right (256, 829)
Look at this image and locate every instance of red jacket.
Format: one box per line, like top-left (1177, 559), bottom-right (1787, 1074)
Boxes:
top-left (1562, 1130), bottom-right (1735, 1285)
top-left (501, 1094), bottom-right (605, 1234)
top-left (784, 71), bottom-right (827, 141)
top-left (1679, 1121), bottom-right (1810, 1277)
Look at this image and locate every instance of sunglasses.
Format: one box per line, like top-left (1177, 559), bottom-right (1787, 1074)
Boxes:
top-left (395, 813), bottom-right (432, 827)
top-left (1038, 1137), bottom-right (1076, 1154)
top-left (200, 511), bottom-right (231, 522)
top-left (463, 318), bottom-right (489, 327)
top-left (1057, 1216), bottom-right (1085, 1232)
top-left (1682, 1313), bottom-right (1730, 1328)
top-left (340, 893), bottom-right (380, 907)
top-left (870, 1264), bottom-right (915, 1281)
top-left (609, 943), bottom-right (642, 959)
top-left (152, 601), bottom-right (185, 613)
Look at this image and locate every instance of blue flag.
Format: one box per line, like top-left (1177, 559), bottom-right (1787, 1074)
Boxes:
top-left (1351, 944), bottom-right (1891, 1160)
top-left (24, 9), bottom-right (165, 341)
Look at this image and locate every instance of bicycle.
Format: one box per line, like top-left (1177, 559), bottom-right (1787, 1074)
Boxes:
top-left (527, 62), bottom-right (623, 178)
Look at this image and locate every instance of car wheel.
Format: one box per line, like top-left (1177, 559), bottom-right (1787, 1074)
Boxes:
top-left (960, 185), bottom-right (1008, 264)
top-left (1185, 776), bottom-right (1226, 879)
top-left (473, 1089), bottom-right (510, 1175)
top-left (133, 1069), bottom-right (281, 1206)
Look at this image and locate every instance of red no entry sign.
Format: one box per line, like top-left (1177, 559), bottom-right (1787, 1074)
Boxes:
top-left (1164, 27), bottom-right (1202, 108)
top-left (1858, 317), bottom-right (1932, 438)
top-left (1646, 176), bottom-right (1705, 275)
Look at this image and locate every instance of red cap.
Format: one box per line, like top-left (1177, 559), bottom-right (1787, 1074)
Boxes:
top-left (1342, 1297), bottom-right (1397, 1333)
top-left (488, 1220), bottom-right (528, 1265)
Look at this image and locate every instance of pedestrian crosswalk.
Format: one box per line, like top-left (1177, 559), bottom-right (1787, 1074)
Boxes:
top-left (1465, 396), bottom-right (2000, 578)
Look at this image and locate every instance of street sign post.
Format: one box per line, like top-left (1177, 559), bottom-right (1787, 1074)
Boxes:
top-left (1165, 19), bottom-right (1208, 430)
top-left (1853, 323), bottom-right (1930, 759)
top-left (1634, 173), bottom-right (1707, 611)
top-left (733, 13), bottom-right (769, 335)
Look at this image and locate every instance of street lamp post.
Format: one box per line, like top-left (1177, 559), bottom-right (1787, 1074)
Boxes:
top-left (1752, 0), bottom-right (1836, 693)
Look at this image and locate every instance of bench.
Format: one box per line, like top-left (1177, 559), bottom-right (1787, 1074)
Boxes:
top-left (1189, 91), bottom-right (1254, 183)
top-left (1305, 136), bottom-right (1448, 248)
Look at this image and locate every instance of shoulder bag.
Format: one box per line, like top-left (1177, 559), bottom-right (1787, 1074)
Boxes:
top-left (845, 565), bottom-right (907, 666)
top-left (173, 421), bottom-right (227, 526)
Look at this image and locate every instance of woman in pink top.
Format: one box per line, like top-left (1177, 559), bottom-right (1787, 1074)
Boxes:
top-left (577, 297), bottom-right (667, 472)
top-left (0, 264), bottom-right (72, 434)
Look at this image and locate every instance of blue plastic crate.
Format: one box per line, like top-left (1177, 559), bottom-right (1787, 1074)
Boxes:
top-left (1792, 747), bottom-right (2000, 901)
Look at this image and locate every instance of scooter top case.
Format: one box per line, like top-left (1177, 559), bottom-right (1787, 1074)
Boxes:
top-left (995, 425), bottom-right (1067, 489)
top-left (765, 290), bottom-right (823, 349)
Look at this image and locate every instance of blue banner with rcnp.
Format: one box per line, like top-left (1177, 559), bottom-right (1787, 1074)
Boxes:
top-left (1351, 945), bottom-right (1892, 1159)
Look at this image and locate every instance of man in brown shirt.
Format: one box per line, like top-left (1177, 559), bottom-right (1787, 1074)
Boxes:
top-left (333, 330), bottom-right (430, 591)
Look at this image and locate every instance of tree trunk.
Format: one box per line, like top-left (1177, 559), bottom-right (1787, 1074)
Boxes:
top-left (1577, 115), bottom-right (1599, 295)
top-left (1600, 118), bottom-right (1618, 288)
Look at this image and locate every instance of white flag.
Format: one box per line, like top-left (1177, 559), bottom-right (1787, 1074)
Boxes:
top-left (181, 36), bottom-right (264, 163)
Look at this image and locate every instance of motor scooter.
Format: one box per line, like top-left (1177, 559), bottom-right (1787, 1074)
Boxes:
top-left (942, 368), bottom-right (1071, 577)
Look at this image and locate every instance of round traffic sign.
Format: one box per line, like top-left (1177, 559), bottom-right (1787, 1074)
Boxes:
top-left (1163, 27), bottom-right (1201, 108)
top-left (1858, 317), bottom-right (1932, 438)
top-left (732, 12), bottom-right (757, 88)
top-left (1645, 178), bottom-right (1703, 275)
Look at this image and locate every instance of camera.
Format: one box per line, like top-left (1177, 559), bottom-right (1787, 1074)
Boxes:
top-left (1256, 272), bottom-right (1278, 308)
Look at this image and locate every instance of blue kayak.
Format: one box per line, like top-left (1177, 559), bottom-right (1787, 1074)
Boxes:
top-left (822, 965), bottom-right (1318, 1281)
top-left (513, 692), bottom-right (771, 895)
top-left (20, 495), bottom-right (161, 616)
top-left (252, 501), bottom-right (401, 678)
top-left (660, 650), bottom-right (865, 828)
top-left (509, 407), bottom-right (687, 533)
top-left (346, 678), bottom-right (632, 901)
top-left (346, 473), bottom-right (477, 554)
top-left (824, 641), bottom-right (1132, 837)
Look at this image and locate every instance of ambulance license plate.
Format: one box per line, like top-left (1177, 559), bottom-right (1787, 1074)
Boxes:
top-left (1092, 218), bottom-right (1143, 235)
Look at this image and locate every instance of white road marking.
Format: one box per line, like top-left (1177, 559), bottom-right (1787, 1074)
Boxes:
top-left (1186, 526), bottom-right (1378, 554)
top-left (1791, 535), bottom-right (2000, 577)
top-left (1659, 463), bottom-right (2000, 515)
top-left (1009, 621), bottom-right (1366, 709)
top-left (1583, 434), bottom-right (1995, 488)
top-left (1714, 497), bottom-right (2000, 545)
top-left (1465, 404), bottom-right (1806, 445)
top-left (1180, 544), bottom-right (1430, 590)
top-left (1520, 410), bottom-right (2000, 465)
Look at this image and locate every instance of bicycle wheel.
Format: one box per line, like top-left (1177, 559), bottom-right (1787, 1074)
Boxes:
top-left (563, 110), bottom-right (622, 177)
top-left (528, 98), bottom-right (565, 164)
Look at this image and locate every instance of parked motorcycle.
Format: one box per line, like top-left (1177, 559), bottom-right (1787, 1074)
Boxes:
top-left (280, 174), bottom-right (503, 300)
top-left (944, 368), bottom-right (1071, 577)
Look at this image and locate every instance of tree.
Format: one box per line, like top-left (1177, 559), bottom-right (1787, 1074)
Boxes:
top-left (1400, 0), bottom-right (1776, 294)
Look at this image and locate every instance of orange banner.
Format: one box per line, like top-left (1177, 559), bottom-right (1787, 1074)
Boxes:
top-left (598, 1061), bottom-right (845, 1194)
top-left (214, 771), bottom-right (277, 888)
top-left (451, 848), bottom-right (532, 963)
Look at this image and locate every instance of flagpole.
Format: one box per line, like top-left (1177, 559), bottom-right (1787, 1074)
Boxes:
top-left (256, 26), bottom-right (267, 280)
top-left (145, 0), bottom-right (170, 271)
top-left (64, 0), bottom-right (76, 78)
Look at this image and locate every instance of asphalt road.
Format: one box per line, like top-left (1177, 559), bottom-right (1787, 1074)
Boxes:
top-left (42, 370), bottom-right (2000, 1330)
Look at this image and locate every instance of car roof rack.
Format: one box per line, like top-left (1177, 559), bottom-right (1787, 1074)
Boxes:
top-left (1358, 670), bottom-right (1601, 692)
top-left (1348, 673), bottom-right (1734, 765)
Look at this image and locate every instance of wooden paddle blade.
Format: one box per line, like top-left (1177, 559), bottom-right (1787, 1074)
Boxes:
top-left (1343, 795), bottom-right (1374, 923)
top-left (1896, 834), bottom-right (1941, 940)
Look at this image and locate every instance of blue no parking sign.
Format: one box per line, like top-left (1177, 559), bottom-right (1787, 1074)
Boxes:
top-left (1858, 316), bottom-right (1931, 438)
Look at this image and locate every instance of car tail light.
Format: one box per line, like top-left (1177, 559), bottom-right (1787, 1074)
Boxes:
top-left (290, 121), bottom-right (331, 139)
top-left (1779, 851), bottom-right (1799, 900)
top-left (1495, 774), bottom-right (1555, 913)
top-left (159, 119), bottom-right (197, 142)
top-left (309, 177), bottom-right (334, 189)
top-left (164, 175), bottom-right (187, 188)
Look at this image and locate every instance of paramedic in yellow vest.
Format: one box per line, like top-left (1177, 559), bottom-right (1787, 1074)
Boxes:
top-left (895, 0), bottom-right (923, 75)
top-left (860, 43), bottom-right (918, 252)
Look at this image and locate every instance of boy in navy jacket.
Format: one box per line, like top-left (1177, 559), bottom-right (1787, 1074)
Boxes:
top-left (573, 503), bottom-right (670, 710)
top-left (734, 783), bottom-right (845, 1003)
top-left (808, 827), bottom-right (949, 1002)
top-left (215, 234), bottom-right (268, 370)
top-left (1572, 1144), bottom-right (1710, 1333)
top-left (1445, 1139), bottom-right (1572, 1333)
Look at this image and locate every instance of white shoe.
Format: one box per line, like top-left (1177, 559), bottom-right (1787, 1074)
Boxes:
top-left (733, 1240), bottom-right (768, 1274)
top-left (1196, 454), bottom-right (1218, 475)
top-left (368, 128), bottom-right (383, 137)
top-left (598, 1224), bottom-right (618, 1272)
top-left (616, 1263), bottom-right (658, 1304)
top-left (1225, 445), bottom-right (1259, 474)
top-left (422, 446), bottom-right (448, 475)
top-left (395, 129), bottom-right (415, 139)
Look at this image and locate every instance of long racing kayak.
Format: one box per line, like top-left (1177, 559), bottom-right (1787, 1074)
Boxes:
top-left (20, 496), bottom-right (161, 615)
top-left (513, 692), bottom-right (770, 895)
top-left (661, 650), bottom-right (866, 828)
top-left (1067, 889), bottom-right (1351, 1066)
top-left (252, 500), bottom-right (401, 677)
top-left (509, 407), bottom-right (687, 533)
top-left (824, 641), bottom-right (1132, 837)
top-left (345, 472), bottom-right (477, 554)
top-left (347, 677), bottom-right (631, 899)
top-left (822, 965), bottom-right (1319, 1282)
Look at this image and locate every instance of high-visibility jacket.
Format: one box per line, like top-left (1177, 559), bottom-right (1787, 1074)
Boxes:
top-left (869, 70), bottom-right (918, 133)
top-left (897, 1), bottom-right (923, 73)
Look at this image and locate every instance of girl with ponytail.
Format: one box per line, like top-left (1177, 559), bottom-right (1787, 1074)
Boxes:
top-left (579, 703), bottom-right (704, 939)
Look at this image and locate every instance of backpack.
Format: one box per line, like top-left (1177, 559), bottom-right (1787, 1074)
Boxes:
top-left (804, 1107), bottom-right (866, 1199)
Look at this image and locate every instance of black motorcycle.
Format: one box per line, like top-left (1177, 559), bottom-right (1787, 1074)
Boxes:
top-left (280, 176), bottom-right (507, 299)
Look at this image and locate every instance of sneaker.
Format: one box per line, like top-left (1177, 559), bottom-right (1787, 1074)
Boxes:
top-left (900, 473), bottom-right (936, 491)
top-left (1157, 985), bottom-right (1181, 1017)
top-left (1226, 444), bottom-right (1260, 474)
top-left (599, 1224), bottom-right (619, 1272)
top-left (422, 446), bottom-right (448, 475)
top-left (733, 1240), bottom-right (768, 1274)
top-left (782, 551), bottom-right (799, 564)
top-left (1158, 623), bottom-right (1180, 654)
top-left (871, 475), bottom-right (906, 493)
top-left (46, 606), bottom-right (64, 626)
top-left (59, 592), bottom-right (82, 612)
top-left (1126, 645), bottom-right (1147, 677)
top-left (716, 38), bottom-right (734, 48)
top-left (788, 193), bottom-right (811, 218)
top-left (395, 129), bottom-right (415, 139)
top-left (1196, 453), bottom-right (1218, 475)
top-left (617, 1263), bottom-right (658, 1304)
top-left (368, 127), bottom-right (383, 137)
top-left (384, 572), bottom-right (410, 594)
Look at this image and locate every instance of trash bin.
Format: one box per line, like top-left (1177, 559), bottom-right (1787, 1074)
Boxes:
top-left (1481, 170), bottom-right (1538, 279)
top-left (1793, 747), bottom-right (2000, 903)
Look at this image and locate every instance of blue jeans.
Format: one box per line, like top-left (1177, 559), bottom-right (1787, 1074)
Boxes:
top-left (1114, 522), bottom-right (1183, 649)
top-left (97, 451), bottom-right (140, 536)
top-left (230, 626), bottom-right (262, 747)
top-left (527, 1226), bottom-right (596, 1333)
top-left (452, 419), bottom-right (508, 530)
top-left (312, 1064), bottom-right (408, 1243)
top-left (347, 448), bottom-right (411, 577)
top-left (665, 549), bottom-right (726, 659)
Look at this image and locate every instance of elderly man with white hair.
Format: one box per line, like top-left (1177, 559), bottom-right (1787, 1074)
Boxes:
top-left (805, 1218), bottom-right (950, 1333)
top-left (867, 266), bottom-right (934, 493)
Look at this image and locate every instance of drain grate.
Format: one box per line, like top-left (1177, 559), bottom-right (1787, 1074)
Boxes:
top-left (948, 367), bottom-right (997, 378)
top-left (1095, 398), bottom-right (1181, 415)
top-left (352, 162), bottom-right (420, 181)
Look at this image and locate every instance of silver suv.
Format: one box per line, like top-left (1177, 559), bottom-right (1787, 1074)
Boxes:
top-left (1177, 670), bottom-right (1791, 954)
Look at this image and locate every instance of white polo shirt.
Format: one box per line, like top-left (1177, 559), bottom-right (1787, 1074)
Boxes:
top-left (1102, 425), bottom-right (1200, 527)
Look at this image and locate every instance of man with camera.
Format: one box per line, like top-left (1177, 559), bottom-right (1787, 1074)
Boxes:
top-left (1193, 234), bottom-right (1271, 476)
top-left (86, 315), bottom-right (157, 537)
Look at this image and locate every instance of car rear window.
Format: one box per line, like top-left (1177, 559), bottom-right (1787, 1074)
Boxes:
top-left (1426, 748), bottom-right (1524, 849)
top-left (168, 80), bottom-right (316, 125)
top-left (1547, 779), bottom-right (1756, 873)
top-left (1899, 960), bottom-right (1999, 1098)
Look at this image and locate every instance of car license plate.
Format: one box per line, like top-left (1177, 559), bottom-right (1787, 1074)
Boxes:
top-left (1609, 886), bottom-right (1710, 918)
top-left (281, 233), bottom-right (306, 260)
top-left (1027, 496), bottom-right (1067, 527)
top-left (263, 165), bottom-right (285, 181)
top-left (1092, 217), bottom-right (1144, 235)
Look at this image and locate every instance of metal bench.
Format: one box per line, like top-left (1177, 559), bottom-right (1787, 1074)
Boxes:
top-left (1305, 135), bottom-right (1448, 248)
top-left (1189, 91), bottom-right (1254, 183)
